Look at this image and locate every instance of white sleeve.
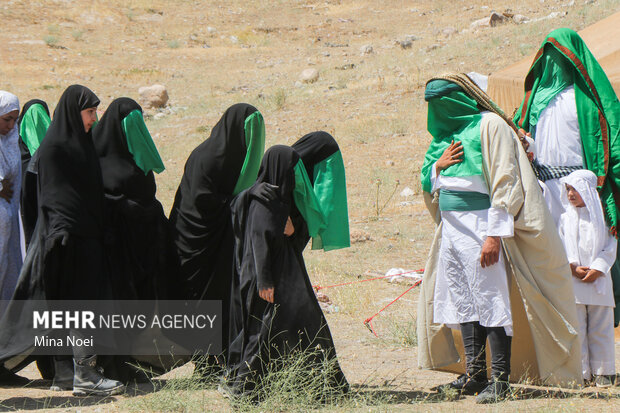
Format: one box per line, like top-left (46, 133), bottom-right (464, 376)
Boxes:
top-left (525, 135), bottom-right (536, 158)
top-left (430, 162), bottom-right (440, 193)
top-left (590, 233), bottom-right (618, 274)
top-left (487, 207), bottom-right (514, 238)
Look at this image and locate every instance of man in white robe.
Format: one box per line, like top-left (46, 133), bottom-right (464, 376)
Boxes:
top-left (418, 73), bottom-right (583, 403)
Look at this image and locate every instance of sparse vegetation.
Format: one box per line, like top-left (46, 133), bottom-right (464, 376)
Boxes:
top-left (2, 0), bottom-right (620, 411)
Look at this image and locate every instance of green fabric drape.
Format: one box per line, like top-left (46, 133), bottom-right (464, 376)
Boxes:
top-left (514, 28), bottom-right (620, 229)
top-left (121, 109), bottom-right (165, 174)
top-left (232, 111), bottom-right (265, 195)
top-left (19, 103), bottom-right (51, 155)
top-left (438, 190), bottom-right (491, 211)
top-left (421, 83), bottom-right (482, 193)
top-left (293, 159), bottom-right (327, 240)
top-left (309, 150), bottom-right (350, 251)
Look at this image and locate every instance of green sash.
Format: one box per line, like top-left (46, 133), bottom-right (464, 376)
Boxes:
top-left (438, 190), bottom-right (490, 211)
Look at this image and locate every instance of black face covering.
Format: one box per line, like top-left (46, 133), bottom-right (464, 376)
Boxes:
top-left (291, 131), bottom-right (339, 184)
top-left (36, 84), bottom-right (103, 237)
top-left (254, 144), bottom-right (299, 205)
top-left (93, 97), bottom-right (155, 201)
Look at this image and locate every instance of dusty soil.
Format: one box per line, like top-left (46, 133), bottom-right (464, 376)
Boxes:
top-left (1, 0), bottom-right (620, 411)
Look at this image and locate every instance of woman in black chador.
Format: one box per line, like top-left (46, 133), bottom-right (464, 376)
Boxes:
top-left (93, 97), bottom-right (178, 382)
top-left (0, 85), bottom-right (124, 396)
top-left (224, 145), bottom-right (348, 398)
top-left (93, 97), bottom-right (174, 301)
top-left (169, 103), bottom-right (273, 365)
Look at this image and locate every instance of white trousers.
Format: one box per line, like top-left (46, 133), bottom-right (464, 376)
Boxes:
top-left (576, 304), bottom-right (616, 379)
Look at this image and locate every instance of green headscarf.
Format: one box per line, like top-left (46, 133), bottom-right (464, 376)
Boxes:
top-left (121, 109), bottom-right (165, 174)
top-left (19, 103), bottom-right (51, 155)
top-left (514, 28), bottom-right (620, 229)
top-left (421, 80), bottom-right (482, 193)
top-left (232, 111), bottom-right (265, 195)
top-left (293, 159), bottom-right (327, 240)
top-left (309, 150), bottom-right (349, 250)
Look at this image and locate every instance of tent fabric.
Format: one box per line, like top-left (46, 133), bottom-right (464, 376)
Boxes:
top-left (488, 11), bottom-right (620, 114)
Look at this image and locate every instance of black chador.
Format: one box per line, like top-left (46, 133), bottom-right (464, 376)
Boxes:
top-left (17, 99), bottom-right (51, 247)
top-left (225, 145), bottom-right (348, 396)
top-left (0, 85), bottom-right (123, 396)
top-left (93, 97), bottom-right (176, 301)
top-left (169, 103), bottom-right (269, 360)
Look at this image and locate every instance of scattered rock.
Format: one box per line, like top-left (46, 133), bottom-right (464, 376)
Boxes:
top-left (300, 68), bottom-right (319, 83)
top-left (470, 12), bottom-right (509, 28)
top-left (404, 34), bottom-right (420, 42)
top-left (207, 26), bottom-right (217, 33)
top-left (513, 14), bottom-right (530, 24)
top-left (426, 44), bottom-right (441, 52)
top-left (316, 293), bottom-right (331, 304)
top-left (489, 12), bottom-right (507, 27)
top-left (360, 44), bottom-right (373, 55)
top-left (396, 39), bottom-right (412, 49)
top-left (350, 229), bottom-right (372, 243)
top-left (153, 112), bottom-right (166, 120)
top-left (470, 16), bottom-right (489, 29)
top-left (400, 187), bottom-right (415, 197)
top-left (230, 35), bottom-right (239, 44)
top-left (386, 159), bottom-right (395, 166)
top-left (138, 85), bottom-right (168, 109)
top-left (294, 81), bottom-right (303, 88)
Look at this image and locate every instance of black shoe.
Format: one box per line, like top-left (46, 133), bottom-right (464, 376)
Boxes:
top-left (0, 366), bottom-right (30, 386)
top-left (441, 374), bottom-right (487, 395)
top-left (72, 355), bottom-right (125, 396)
top-left (50, 357), bottom-right (73, 391)
top-left (475, 380), bottom-right (511, 404)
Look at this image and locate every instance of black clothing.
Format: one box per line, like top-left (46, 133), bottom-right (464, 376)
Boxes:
top-left (169, 103), bottom-right (258, 357)
top-left (0, 85), bottom-right (105, 368)
top-left (93, 97), bottom-right (176, 301)
top-left (460, 321), bottom-right (512, 382)
top-left (17, 99), bottom-right (51, 247)
top-left (226, 145), bottom-right (347, 396)
top-left (291, 131), bottom-right (339, 185)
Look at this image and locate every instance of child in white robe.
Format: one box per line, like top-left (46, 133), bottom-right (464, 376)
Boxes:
top-left (558, 169), bottom-right (616, 387)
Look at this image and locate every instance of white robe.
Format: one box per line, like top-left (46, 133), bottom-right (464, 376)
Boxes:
top-left (532, 86), bottom-right (583, 222)
top-left (0, 92), bottom-right (22, 304)
top-left (430, 113), bottom-right (515, 335)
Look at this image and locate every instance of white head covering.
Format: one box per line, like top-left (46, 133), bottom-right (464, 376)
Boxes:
top-left (466, 72), bottom-right (489, 93)
top-left (0, 91), bottom-right (19, 118)
top-left (0, 91), bottom-right (21, 185)
top-left (559, 169), bottom-right (610, 293)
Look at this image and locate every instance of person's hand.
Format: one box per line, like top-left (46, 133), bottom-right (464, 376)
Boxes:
top-left (284, 216), bottom-right (294, 236)
top-left (517, 128), bottom-right (530, 150)
top-left (573, 265), bottom-right (590, 279)
top-left (0, 178), bottom-right (14, 202)
top-left (259, 287), bottom-right (274, 303)
top-left (582, 269), bottom-right (603, 283)
top-left (480, 236), bottom-right (501, 268)
top-left (435, 141), bottom-right (463, 175)
top-left (517, 129), bottom-right (534, 161)
top-left (249, 183), bottom-right (279, 203)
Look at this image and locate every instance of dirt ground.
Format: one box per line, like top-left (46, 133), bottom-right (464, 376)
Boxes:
top-left (1, 0), bottom-right (620, 411)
